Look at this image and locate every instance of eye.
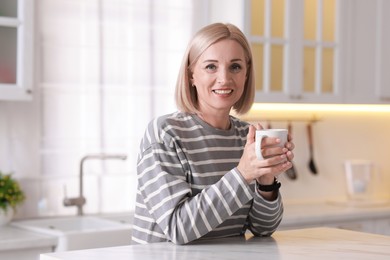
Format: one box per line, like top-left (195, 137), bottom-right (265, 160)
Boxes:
top-left (230, 63), bottom-right (242, 72)
top-left (205, 64), bottom-right (217, 71)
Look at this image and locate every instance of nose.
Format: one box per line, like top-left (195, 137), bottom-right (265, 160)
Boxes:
top-left (217, 67), bottom-right (231, 84)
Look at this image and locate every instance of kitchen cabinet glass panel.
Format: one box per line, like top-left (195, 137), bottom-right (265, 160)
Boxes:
top-left (0, 0), bottom-right (17, 17)
top-left (304, 0), bottom-right (317, 41)
top-left (250, 0), bottom-right (264, 36)
top-left (271, 0), bottom-right (284, 38)
top-left (303, 47), bottom-right (315, 93)
top-left (251, 43), bottom-right (264, 91)
top-left (303, 0), bottom-right (336, 95)
top-left (0, 27), bottom-right (17, 84)
top-left (322, 48), bottom-right (334, 93)
top-left (303, 47), bottom-right (334, 94)
top-left (323, 0), bottom-right (335, 42)
top-left (271, 45), bottom-right (283, 92)
top-left (250, 0), bottom-right (285, 94)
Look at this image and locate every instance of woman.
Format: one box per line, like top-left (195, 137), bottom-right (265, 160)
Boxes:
top-left (132, 23), bottom-right (294, 245)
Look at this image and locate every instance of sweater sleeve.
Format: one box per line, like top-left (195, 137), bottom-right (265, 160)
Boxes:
top-left (137, 138), bottom-right (254, 245)
top-left (247, 188), bottom-right (284, 236)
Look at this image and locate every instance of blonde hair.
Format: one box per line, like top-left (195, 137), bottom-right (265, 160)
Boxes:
top-left (175, 23), bottom-right (255, 115)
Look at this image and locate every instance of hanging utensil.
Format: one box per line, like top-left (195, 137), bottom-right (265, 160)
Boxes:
top-left (285, 122), bottom-right (297, 180)
top-left (307, 122), bottom-right (318, 174)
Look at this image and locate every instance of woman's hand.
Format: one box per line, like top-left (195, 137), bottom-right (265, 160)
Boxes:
top-left (237, 123), bottom-right (295, 185)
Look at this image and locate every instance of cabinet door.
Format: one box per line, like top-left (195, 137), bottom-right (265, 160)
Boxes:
top-left (0, 0), bottom-right (33, 100)
top-left (338, 0), bottom-right (390, 104)
top-left (248, 0), bottom-right (343, 104)
top-left (375, 0), bottom-right (390, 102)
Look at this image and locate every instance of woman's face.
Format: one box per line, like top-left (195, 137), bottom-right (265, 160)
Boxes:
top-left (191, 39), bottom-right (247, 115)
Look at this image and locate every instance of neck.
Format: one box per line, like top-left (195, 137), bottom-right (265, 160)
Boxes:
top-left (197, 112), bottom-right (231, 130)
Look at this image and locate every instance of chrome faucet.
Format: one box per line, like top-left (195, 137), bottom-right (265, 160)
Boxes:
top-left (63, 153), bottom-right (127, 216)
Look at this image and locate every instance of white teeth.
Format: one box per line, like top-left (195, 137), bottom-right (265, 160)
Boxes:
top-left (213, 90), bottom-right (232, 94)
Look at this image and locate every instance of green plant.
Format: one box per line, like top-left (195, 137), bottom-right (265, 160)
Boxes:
top-left (0, 171), bottom-right (25, 214)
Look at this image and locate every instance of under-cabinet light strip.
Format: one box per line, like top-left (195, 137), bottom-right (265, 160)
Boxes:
top-left (251, 103), bottom-right (390, 113)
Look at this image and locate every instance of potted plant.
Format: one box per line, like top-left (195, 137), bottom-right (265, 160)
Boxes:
top-left (0, 171), bottom-right (25, 225)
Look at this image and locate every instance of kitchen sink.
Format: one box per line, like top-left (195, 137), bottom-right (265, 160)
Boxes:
top-left (11, 216), bottom-right (132, 252)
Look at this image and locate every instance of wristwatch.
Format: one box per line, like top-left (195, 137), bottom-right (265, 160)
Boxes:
top-left (256, 178), bottom-right (281, 192)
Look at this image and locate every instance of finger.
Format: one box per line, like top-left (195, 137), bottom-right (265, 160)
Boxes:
top-left (286, 151), bottom-right (294, 161)
top-left (246, 125), bottom-right (256, 145)
top-left (285, 141), bottom-right (295, 150)
top-left (262, 146), bottom-right (286, 158)
top-left (255, 160), bottom-right (292, 176)
top-left (255, 152), bottom-right (288, 168)
top-left (262, 136), bottom-right (282, 147)
top-left (256, 123), bottom-right (264, 130)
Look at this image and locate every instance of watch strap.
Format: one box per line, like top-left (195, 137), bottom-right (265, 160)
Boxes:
top-left (256, 178), bottom-right (281, 192)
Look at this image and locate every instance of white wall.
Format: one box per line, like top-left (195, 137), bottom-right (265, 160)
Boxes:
top-left (192, 0), bottom-right (246, 31)
top-left (0, 101), bottom-right (40, 178)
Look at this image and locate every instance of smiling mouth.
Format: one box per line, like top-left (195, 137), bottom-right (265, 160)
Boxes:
top-left (213, 89), bottom-right (233, 94)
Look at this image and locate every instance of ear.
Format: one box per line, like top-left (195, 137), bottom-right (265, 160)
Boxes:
top-left (190, 76), bottom-right (195, 87)
top-left (188, 68), bottom-right (195, 85)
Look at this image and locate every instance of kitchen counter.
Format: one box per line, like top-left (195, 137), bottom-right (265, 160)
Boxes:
top-left (281, 200), bottom-right (390, 229)
top-left (40, 227), bottom-right (390, 260)
top-left (0, 225), bottom-right (56, 251)
top-left (0, 225), bottom-right (57, 260)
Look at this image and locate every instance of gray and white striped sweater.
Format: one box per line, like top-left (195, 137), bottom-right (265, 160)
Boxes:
top-left (131, 112), bottom-right (283, 245)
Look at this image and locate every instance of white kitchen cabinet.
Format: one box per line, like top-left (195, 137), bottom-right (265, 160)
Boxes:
top-left (377, 0), bottom-right (390, 102)
top-left (247, 0), bottom-right (346, 104)
top-left (247, 0), bottom-right (390, 104)
top-left (343, 0), bottom-right (390, 104)
top-left (0, 0), bottom-right (34, 100)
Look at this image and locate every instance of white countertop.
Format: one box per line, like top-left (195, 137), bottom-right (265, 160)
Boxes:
top-left (0, 225), bottom-right (57, 251)
top-left (40, 227), bottom-right (390, 260)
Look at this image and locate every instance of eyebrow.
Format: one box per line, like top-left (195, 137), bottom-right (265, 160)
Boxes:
top-left (202, 58), bottom-right (244, 63)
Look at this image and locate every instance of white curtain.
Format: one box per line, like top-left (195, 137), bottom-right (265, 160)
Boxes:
top-left (37, 0), bottom-right (194, 215)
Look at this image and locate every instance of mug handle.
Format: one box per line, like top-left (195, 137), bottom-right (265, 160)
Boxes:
top-left (255, 135), bottom-right (267, 160)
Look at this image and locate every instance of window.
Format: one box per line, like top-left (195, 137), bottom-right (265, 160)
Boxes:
top-left (37, 0), bottom-right (194, 215)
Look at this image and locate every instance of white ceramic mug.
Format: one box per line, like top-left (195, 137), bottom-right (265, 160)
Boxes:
top-left (255, 129), bottom-right (288, 160)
